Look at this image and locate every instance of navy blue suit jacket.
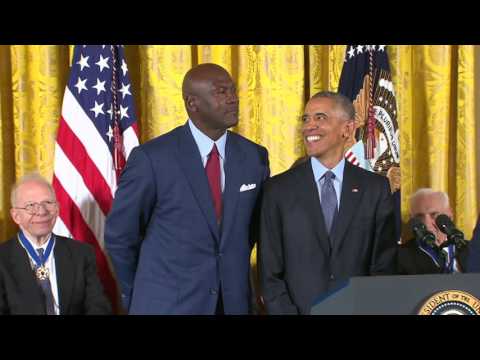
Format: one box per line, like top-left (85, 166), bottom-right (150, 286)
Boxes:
top-left (467, 217), bottom-right (480, 272)
top-left (105, 123), bottom-right (269, 314)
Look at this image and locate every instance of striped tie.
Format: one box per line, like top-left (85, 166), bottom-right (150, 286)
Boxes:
top-left (321, 171), bottom-right (338, 237)
top-left (36, 248), bottom-right (56, 315)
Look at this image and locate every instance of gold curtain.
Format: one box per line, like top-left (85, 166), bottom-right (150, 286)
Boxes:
top-left (0, 45), bottom-right (478, 244)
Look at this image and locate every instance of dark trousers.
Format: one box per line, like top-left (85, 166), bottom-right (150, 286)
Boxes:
top-left (215, 288), bottom-right (224, 315)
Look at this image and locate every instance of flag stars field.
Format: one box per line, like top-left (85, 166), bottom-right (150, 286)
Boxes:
top-left (96, 55), bottom-right (110, 72)
top-left (74, 77), bottom-right (88, 94)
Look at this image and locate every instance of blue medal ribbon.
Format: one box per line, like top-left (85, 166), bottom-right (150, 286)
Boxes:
top-left (417, 238), bottom-right (455, 273)
top-left (444, 244), bottom-right (454, 273)
top-left (18, 230), bottom-right (55, 267)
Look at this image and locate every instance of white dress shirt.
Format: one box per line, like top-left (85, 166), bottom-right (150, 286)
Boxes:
top-left (310, 157), bottom-right (345, 209)
top-left (188, 118), bottom-right (227, 192)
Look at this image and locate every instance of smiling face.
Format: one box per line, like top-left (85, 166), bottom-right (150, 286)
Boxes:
top-left (10, 180), bottom-right (58, 242)
top-left (302, 97), bottom-right (354, 168)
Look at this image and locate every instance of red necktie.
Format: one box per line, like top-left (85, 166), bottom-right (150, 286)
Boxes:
top-left (205, 144), bottom-right (222, 221)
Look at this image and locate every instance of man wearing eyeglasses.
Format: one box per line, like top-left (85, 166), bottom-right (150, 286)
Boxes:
top-left (0, 173), bottom-right (111, 315)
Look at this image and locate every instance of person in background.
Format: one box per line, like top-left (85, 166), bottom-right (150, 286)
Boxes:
top-left (398, 188), bottom-right (469, 274)
top-left (0, 173), bottom-right (111, 315)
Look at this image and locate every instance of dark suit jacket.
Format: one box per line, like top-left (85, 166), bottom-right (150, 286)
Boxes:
top-left (259, 160), bottom-right (397, 314)
top-left (466, 217), bottom-right (480, 272)
top-left (0, 234), bottom-right (111, 315)
top-left (105, 122), bottom-right (269, 314)
top-left (397, 238), bottom-right (469, 275)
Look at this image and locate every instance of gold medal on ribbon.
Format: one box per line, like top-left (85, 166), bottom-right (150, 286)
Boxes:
top-left (36, 265), bottom-right (49, 281)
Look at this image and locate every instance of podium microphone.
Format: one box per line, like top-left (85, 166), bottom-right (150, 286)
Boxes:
top-left (410, 217), bottom-right (437, 249)
top-left (435, 214), bottom-right (468, 251)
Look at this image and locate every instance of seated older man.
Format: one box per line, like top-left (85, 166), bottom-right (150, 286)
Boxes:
top-left (398, 188), bottom-right (469, 274)
top-left (0, 173), bottom-right (111, 315)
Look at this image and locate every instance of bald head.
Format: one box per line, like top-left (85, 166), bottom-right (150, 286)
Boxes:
top-left (11, 173), bottom-right (56, 208)
top-left (181, 63), bottom-right (239, 140)
top-left (409, 188), bottom-right (453, 246)
top-left (182, 63), bottom-right (231, 99)
top-left (410, 188), bottom-right (451, 217)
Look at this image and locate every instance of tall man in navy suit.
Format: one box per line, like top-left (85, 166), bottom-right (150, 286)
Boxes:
top-left (105, 63), bottom-right (270, 314)
top-left (259, 91), bottom-right (396, 314)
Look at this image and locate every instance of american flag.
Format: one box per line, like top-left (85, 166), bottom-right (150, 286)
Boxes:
top-left (52, 45), bottom-right (139, 312)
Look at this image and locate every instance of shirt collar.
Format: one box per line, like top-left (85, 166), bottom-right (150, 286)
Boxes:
top-left (188, 119), bottom-right (227, 160)
top-left (310, 157), bottom-right (345, 183)
top-left (18, 231), bottom-right (53, 252)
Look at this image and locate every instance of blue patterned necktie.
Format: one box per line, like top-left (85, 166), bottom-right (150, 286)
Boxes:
top-left (36, 248), bottom-right (56, 315)
top-left (321, 171), bottom-right (338, 236)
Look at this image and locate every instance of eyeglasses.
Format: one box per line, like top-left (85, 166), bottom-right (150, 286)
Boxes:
top-left (14, 200), bottom-right (58, 215)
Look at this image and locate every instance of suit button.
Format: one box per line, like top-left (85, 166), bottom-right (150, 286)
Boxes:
top-left (210, 288), bottom-right (218, 295)
top-left (330, 274), bottom-right (335, 280)
top-left (217, 252), bottom-right (223, 258)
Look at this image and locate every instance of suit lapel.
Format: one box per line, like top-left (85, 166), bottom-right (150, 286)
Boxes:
top-left (295, 161), bottom-right (330, 256)
top-left (9, 236), bottom-right (45, 314)
top-left (53, 236), bottom-right (74, 315)
top-left (220, 132), bottom-right (245, 247)
top-left (176, 124), bottom-right (220, 242)
top-left (330, 162), bottom-right (364, 253)
top-left (416, 246), bottom-right (443, 274)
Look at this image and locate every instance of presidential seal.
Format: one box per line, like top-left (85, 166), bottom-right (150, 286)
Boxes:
top-left (418, 290), bottom-right (480, 315)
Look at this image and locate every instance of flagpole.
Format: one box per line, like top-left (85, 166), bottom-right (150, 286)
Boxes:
top-left (366, 48), bottom-right (376, 160)
top-left (111, 45), bottom-right (125, 181)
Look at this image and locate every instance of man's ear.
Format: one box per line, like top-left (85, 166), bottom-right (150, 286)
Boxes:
top-left (344, 120), bottom-right (355, 138)
top-left (10, 208), bottom-right (21, 226)
top-left (185, 94), bottom-right (197, 112)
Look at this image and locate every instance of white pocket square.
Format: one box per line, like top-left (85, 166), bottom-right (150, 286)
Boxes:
top-left (239, 183), bottom-right (256, 192)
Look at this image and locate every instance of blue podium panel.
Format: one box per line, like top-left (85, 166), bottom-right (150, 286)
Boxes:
top-left (311, 274), bottom-right (480, 315)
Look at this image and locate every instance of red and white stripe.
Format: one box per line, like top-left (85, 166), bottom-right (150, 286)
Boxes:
top-left (345, 150), bottom-right (360, 167)
top-left (52, 87), bottom-right (139, 312)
